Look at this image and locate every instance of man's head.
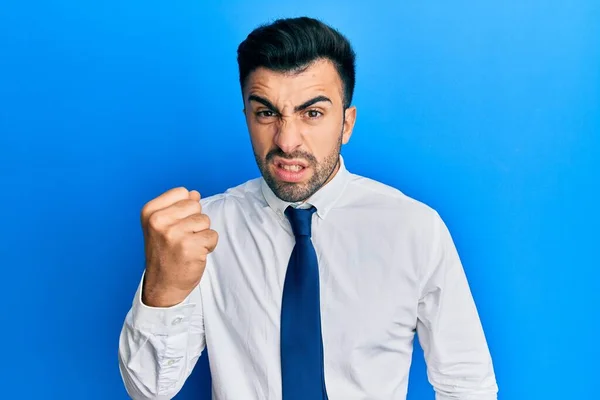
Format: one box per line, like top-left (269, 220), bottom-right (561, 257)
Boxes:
top-left (237, 17), bottom-right (357, 203)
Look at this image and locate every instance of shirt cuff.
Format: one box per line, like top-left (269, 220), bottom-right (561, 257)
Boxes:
top-left (130, 271), bottom-right (197, 335)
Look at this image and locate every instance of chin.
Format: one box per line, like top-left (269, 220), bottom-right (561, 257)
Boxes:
top-left (257, 156), bottom-right (325, 202)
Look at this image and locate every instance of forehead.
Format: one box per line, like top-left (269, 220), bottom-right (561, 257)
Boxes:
top-left (245, 59), bottom-right (343, 104)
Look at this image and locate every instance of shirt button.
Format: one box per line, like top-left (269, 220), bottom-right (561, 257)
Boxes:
top-left (167, 359), bottom-right (176, 366)
top-left (171, 317), bottom-right (183, 325)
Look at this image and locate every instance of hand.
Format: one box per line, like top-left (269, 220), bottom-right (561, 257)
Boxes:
top-left (140, 187), bottom-right (218, 307)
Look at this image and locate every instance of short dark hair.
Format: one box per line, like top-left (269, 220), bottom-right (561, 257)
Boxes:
top-left (237, 17), bottom-right (356, 108)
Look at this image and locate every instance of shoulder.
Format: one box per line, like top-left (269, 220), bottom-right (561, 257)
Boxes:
top-left (345, 172), bottom-right (441, 225)
top-left (341, 172), bottom-right (451, 249)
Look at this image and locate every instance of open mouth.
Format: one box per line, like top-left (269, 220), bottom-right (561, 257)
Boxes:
top-left (277, 163), bottom-right (306, 172)
top-left (272, 159), bottom-right (309, 182)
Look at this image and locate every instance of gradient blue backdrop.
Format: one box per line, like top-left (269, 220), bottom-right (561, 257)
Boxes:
top-left (1, 1), bottom-right (598, 399)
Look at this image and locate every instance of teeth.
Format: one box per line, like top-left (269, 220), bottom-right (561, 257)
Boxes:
top-left (280, 164), bottom-right (303, 172)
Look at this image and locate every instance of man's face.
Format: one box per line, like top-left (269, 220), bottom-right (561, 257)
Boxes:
top-left (243, 59), bottom-right (356, 203)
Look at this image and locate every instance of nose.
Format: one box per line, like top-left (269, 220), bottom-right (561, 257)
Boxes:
top-left (273, 118), bottom-right (303, 154)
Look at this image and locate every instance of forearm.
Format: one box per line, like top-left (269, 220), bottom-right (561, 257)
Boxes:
top-left (418, 212), bottom-right (498, 399)
top-left (421, 306), bottom-right (498, 399)
top-left (118, 273), bottom-right (206, 399)
top-left (422, 327), bottom-right (498, 400)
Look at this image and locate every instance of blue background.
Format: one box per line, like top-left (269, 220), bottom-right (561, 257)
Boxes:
top-left (1, 1), bottom-right (598, 399)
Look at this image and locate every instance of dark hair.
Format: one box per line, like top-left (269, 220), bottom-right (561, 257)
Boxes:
top-left (237, 17), bottom-right (356, 108)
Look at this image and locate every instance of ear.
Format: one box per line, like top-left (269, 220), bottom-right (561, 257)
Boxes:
top-left (341, 106), bottom-right (357, 144)
top-left (242, 108), bottom-right (250, 127)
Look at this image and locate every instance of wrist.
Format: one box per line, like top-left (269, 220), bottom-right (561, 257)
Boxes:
top-left (141, 275), bottom-right (195, 308)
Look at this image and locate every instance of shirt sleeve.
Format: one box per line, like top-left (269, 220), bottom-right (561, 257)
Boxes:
top-left (118, 270), bottom-right (206, 400)
top-left (416, 212), bottom-right (499, 400)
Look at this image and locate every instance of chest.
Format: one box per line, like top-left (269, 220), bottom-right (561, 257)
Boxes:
top-left (204, 217), bottom-right (421, 350)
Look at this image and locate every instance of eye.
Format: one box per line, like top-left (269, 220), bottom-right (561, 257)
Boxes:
top-left (256, 110), bottom-right (276, 118)
top-left (305, 109), bottom-right (323, 119)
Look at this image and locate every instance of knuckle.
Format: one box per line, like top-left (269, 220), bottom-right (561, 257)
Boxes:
top-left (209, 229), bottom-right (219, 244)
top-left (204, 230), bottom-right (218, 252)
top-left (198, 213), bottom-right (210, 227)
top-left (163, 224), bottom-right (180, 243)
top-left (168, 187), bottom-right (190, 204)
top-left (180, 236), bottom-right (199, 258)
top-left (177, 187), bottom-right (192, 201)
top-left (148, 212), bottom-right (166, 231)
top-left (185, 199), bottom-right (202, 213)
top-left (195, 217), bottom-right (210, 233)
top-left (173, 186), bottom-right (189, 196)
top-left (192, 200), bottom-right (203, 213)
top-left (140, 202), bottom-right (153, 221)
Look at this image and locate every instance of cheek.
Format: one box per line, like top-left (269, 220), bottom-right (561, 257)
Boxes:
top-left (304, 119), bottom-right (342, 159)
top-left (248, 124), bottom-right (275, 154)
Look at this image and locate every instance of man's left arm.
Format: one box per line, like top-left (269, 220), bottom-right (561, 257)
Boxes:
top-left (416, 211), bottom-right (498, 400)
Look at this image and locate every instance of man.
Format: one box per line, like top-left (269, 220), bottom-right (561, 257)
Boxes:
top-left (118, 16), bottom-right (498, 400)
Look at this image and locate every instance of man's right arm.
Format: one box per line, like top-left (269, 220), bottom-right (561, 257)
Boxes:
top-left (118, 272), bottom-right (206, 400)
top-left (118, 187), bottom-right (218, 399)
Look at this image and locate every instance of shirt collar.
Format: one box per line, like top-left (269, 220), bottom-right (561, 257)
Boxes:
top-left (260, 155), bottom-right (350, 220)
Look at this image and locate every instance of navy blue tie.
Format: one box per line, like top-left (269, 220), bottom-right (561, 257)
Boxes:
top-left (280, 206), bottom-right (328, 400)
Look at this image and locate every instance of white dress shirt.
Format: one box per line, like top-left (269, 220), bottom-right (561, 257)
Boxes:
top-left (118, 156), bottom-right (498, 400)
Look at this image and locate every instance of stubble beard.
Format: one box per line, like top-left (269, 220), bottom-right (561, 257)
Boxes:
top-left (254, 133), bottom-right (343, 203)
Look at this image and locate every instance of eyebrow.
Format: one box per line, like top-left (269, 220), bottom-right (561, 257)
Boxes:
top-left (248, 95), bottom-right (281, 114)
top-left (293, 95), bottom-right (332, 112)
top-left (247, 94), bottom-right (332, 114)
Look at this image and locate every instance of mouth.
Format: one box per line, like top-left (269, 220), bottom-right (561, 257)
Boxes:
top-left (271, 158), bottom-right (310, 183)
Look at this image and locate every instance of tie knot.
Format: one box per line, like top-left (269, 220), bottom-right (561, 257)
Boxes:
top-left (285, 206), bottom-right (316, 237)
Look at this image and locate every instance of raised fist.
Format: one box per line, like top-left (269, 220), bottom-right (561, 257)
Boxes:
top-left (140, 187), bottom-right (218, 307)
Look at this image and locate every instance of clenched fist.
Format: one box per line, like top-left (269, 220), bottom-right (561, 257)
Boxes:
top-left (140, 187), bottom-right (218, 307)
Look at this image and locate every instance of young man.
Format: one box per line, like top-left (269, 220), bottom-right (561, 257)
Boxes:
top-left (119, 17), bottom-right (498, 400)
